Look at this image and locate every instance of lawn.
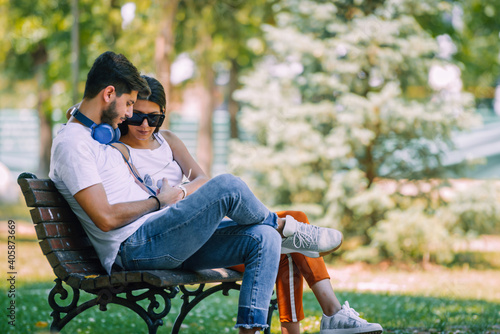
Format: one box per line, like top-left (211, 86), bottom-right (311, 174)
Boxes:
top-left (1, 222), bottom-right (499, 333)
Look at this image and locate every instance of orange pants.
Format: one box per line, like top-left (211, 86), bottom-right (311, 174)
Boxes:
top-left (230, 211), bottom-right (330, 323)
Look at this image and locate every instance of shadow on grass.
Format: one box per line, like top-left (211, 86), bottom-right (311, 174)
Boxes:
top-left (0, 281), bottom-right (498, 334)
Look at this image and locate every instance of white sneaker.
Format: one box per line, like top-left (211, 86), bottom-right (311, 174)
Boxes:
top-left (320, 301), bottom-right (383, 334)
top-left (280, 215), bottom-right (343, 258)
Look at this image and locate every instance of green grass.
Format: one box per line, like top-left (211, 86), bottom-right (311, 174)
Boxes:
top-left (1, 234), bottom-right (499, 333)
top-left (0, 282), bottom-right (498, 334)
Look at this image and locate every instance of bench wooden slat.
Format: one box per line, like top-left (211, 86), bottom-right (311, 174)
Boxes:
top-left (39, 238), bottom-right (93, 255)
top-left (19, 178), bottom-right (58, 191)
top-left (26, 190), bottom-right (68, 208)
top-left (109, 271), bottom-right (145, 285)
top-left (35, 222), bottom-right (87, 239)
top-left (143, 268), bottom-right (243, 288)
top-left (30, 208), bottom-right (78, 225)
top-left (68, 269), bottom-right (243, 291)
top-left (81, 276), bottom-right (98, 291)
top-left (46, 250), bottom-right (100, 268)
top-left (19, 178), bottom-right (67, 207)
top-left (54, 262), bottom-right (106, 281)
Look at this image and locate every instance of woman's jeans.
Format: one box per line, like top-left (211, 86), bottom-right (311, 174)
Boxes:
top-left (119, 174), bottom-right (281, 329)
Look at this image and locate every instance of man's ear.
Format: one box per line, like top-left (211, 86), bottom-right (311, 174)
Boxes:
top-left (102, 86), bottom-right (116, 103)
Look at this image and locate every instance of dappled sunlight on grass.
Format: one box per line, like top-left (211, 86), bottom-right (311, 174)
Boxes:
top-left (4, 281), bottom-right (496, 334)
top-left (0, 234), bottom-right (499, 333)
top-left (0, 240), bottom-right (54, 289)
top-left (326, 262), bottom-right (500, 302)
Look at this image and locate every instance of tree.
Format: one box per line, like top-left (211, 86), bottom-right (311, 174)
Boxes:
top-left (231, 0), bottom-right (479, 256)
top-left (415, 0), bottom-right (500, 99)
top-left (3, 0), bottom-right (71, 177)
top-left (3, 0), bottom-right (125, 177)
top-left (161, 0), bottom-right (275, 175)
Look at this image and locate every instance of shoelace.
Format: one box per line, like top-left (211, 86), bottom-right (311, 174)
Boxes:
top-left (342, 301), bottom-right (368, 324)
top-left (292, 223), bottom-right (319, 249)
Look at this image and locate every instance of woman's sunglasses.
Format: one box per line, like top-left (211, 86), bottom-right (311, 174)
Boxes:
top-left (126, 111), bottom-right (165, 127)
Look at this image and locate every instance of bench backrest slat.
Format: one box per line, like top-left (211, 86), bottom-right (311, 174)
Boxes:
top-left (39, 237), bottom-right (94, 255)
top-left (31, 207), bottom-right (79, 224)
top-left (19, 178), bottom-right (68, 207)
top-left (18, 174), bottom-right (106, 282)
top-left (46, 250), bottom-right (100, 268)
top-left (35, 222), bottom-right (87, 239)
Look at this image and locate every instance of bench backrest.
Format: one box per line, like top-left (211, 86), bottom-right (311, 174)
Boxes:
top-left (17, 173), bottom-right (106, 281)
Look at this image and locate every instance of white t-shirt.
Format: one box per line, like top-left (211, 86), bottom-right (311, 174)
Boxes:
top-left (49, 122), bottom-right (166, 274)
top-left (125, 133), bottom-right (183, 190)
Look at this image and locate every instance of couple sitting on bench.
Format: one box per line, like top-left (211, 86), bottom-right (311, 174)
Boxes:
top-left (50, 51), bottom-right (383, 334)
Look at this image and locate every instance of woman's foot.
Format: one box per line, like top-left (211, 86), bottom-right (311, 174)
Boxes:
top-left (320, 301), bottom-right (383, 333)
top-left (281, 215), bottom-right (343, 257)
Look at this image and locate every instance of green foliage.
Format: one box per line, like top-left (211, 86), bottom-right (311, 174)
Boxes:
top-left (357, 207), bottom-right (455, 264)
top-left (446, 182), bottom-right (500, 235)
top-left (2, 0), bottom-right (132, 108)
top-left (416, 0), bottom-right (500, 89)
top-left (231, 0), bottom-right (484, 264)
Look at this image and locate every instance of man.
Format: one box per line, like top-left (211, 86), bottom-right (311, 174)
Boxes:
top-left (50, 51), bottom-right (343, 334)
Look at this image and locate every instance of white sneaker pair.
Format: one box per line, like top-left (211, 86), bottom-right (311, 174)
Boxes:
top-left (320, 301), bottom-right (383, 334)
top-left (281, 215), bottom-right (343, 257)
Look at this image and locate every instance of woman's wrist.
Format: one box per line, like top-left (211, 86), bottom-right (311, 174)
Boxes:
top-left (176, 185), bottom-right (187, 199)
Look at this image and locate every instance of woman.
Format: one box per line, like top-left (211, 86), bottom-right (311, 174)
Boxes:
top-left (116, 75), bottom-right (382, 334)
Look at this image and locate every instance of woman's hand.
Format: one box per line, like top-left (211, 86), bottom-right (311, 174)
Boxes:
top-left (157, 177), bottom-right (184, 207)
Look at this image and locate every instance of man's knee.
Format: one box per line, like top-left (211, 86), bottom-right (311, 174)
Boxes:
top-left (256, 225), bottom-right (281, 258)
top-left (210, 173), bottom-right (245, 191)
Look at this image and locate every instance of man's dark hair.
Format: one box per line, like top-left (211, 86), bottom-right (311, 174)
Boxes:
top-left (83, 51), bottom-right (151, 99)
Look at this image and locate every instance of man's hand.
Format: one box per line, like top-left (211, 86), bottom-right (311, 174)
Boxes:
top-left (157, 177), bottom-right (184, 207)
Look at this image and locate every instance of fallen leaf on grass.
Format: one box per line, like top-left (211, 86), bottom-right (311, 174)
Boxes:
top-left (35, 321), bottom-right (48, 328)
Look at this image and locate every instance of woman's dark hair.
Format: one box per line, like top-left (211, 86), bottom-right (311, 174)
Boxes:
top-left (139, 76), bottom-right (167, 114)
top-left (119, 75), bottom-right (166, 135)
top-left (83, 51), bottom-right (151, 99)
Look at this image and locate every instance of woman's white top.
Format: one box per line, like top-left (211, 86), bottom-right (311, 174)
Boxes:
top-left (124, 133), bottom-right (184, 191)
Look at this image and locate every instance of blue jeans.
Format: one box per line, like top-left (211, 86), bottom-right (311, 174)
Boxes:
top-left (119, 174), bottom-right (281, 329)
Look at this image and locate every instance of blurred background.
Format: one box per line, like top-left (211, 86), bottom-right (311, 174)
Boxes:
top-left (1, 0), bottom-right (500, 283)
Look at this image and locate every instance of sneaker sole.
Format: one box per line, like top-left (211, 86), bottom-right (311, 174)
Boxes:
top-left (281, 247), bottom-right (320, 257)
top-left (281, 237), bottom-right (343, 258)
top-left (318, 236), bottom-right (343, 257)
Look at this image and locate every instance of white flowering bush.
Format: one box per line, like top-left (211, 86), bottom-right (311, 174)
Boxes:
top-left (230, 0), bottom-right (482, 264)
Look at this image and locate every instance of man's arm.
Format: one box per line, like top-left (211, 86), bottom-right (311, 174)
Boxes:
top-left (74, 180), bottom-right (184, 232)
top-left (74, 183), bottom-right (160, 232)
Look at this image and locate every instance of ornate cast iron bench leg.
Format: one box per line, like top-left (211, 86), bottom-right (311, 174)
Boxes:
top-left (48, 278), bottom-right (178, 334)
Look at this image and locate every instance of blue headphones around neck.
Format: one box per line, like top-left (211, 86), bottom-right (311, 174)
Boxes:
top-left (71, 108), bottom-right (120, 144)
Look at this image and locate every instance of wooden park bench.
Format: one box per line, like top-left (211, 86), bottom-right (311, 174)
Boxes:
top-left (17, 172), bottom-right (277, 333)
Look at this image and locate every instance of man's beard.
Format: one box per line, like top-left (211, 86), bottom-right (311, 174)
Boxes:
top-left (101, 100), bottom-right (118, 126)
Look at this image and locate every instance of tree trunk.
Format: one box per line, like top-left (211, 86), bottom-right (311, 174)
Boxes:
top-left (71, 0), bottom-right (80, 103)
top-left (37, 96), bottom-right (52, 178)
top-left (35, 69), bottom-right (51, 178)
top-left (32, 45), bottom-right (51, 178)
top-left (155, 0), bottom-right (179, 129)
top-left (196, 64), bottom-right (216, 177)
top-left (228, 59), bottom-right (239, 139)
